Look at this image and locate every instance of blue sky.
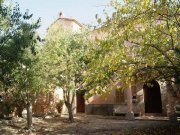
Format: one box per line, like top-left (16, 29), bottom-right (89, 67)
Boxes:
top-left (12, 0), bottom-right (112, 37)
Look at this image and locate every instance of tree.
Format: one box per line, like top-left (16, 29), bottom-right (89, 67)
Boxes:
top-left (84, 0), bottom-right (180, 99)
top-left (0, 0), bottom-right (40, 89)
top-left (12, 45), bottom-right (45, 129)
top-left (41, 25), bottom-right (86, 122)
top-left (0, 0), bottom-right (43, 129)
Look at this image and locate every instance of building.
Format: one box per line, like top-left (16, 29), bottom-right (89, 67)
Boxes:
top-left (42, 12), bottom-right (179, 122)
top-left (47, 12), bottom-right (82, 33)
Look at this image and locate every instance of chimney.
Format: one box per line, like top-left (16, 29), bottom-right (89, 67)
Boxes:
top-left (59, 11), bottom-right (64, 18)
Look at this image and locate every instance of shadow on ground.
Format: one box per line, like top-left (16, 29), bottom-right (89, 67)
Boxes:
top-left (0, 114), bottom-right (179, 135)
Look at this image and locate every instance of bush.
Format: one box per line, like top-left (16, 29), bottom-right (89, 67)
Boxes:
top-left (56, 100), bottom-right (64, 113)
top-left (0, 101), bottom-right (15, 119)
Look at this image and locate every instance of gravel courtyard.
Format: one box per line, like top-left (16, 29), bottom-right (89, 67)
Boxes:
top-left (0, 114), bottom-right (179, 135)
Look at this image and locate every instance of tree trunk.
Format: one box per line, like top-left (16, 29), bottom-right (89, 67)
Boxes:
top-left (126, 83), bottom-right (135, 121)
top-left (66, 103), bottom-right (74, 122)
top-left (26, 102), bottom-right (33, 129)
top-left (166, 82), bottom-right (177, 122)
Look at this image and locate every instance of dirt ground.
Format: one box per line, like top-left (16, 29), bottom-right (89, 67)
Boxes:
top-left (0, 114), bottom-right (179, 135)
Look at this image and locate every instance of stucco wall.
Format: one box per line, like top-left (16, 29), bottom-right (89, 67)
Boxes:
top-left (85, 90), bottom-right (116, 115)
top-left (86, 81), bottom-right (169, 116)
top-left (48, 18), bottom-right (81, 33)
top-left (87, 90), bottom-right (116, 105)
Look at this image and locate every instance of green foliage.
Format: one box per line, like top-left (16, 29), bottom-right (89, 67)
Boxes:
top-left (11, 45), bottom-right (45, 104)
top-left (0, 1), bottom-right (45, 127)
top-left (42, 25), bottom-right (87, 91)
top-left (84, 0), bottom-right (180, 95)
top-left (41, 24), bottom-right (87, 121)
top-left (0, 0), bottom-right (41, 92)
top-left (0, 101), bottom-right (14, 117)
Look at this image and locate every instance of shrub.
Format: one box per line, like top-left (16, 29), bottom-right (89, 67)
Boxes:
top-left (56, 100), bottom-right (64, 113)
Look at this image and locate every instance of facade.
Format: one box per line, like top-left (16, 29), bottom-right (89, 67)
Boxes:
top-left (86, 81), bottom-right (168, 116)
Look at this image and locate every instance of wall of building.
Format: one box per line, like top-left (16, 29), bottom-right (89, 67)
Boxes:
top-left (85, 81), bottom-right (169, 116)
top-left (48, 18), bottom-right (81, 33)
top-left (85, 90), bottom-right (116, 115)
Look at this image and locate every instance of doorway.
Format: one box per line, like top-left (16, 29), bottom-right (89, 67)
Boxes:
top-left (143, 80), bottom-right (162, 113)
top-left (76, 91), bottom-right (85, 113)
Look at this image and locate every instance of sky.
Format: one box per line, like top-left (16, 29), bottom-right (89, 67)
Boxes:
top-left (12, 0), bottom-right (112, 37)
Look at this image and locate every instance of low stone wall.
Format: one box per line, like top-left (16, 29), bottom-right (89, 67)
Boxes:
top-left (85, 104), bottom-right (141, 116)
top-left (114, 103), bottom-right (141, 116)
top-left (85, 104), bottom-right (113, 116)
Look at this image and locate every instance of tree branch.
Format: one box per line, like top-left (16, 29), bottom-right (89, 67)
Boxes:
top-left (166, 19), bottom-right (175, 49)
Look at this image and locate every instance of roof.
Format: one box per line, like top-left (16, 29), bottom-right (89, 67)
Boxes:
top-left (47, 17), bottom-right (83, 31)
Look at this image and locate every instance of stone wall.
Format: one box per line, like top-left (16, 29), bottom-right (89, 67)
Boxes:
top-left (85, 104), bottom-right (114, 116)
top-left (114, 103), bottom-right (141, 116)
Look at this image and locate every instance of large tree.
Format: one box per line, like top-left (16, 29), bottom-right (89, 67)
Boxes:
top-left (0, 0), bottom-right (40, 89)
top-left (41, 25), bottom-right (87, 122)
top-left (84, 0), bottom-right (180, 98)
top-left (0, 0), bottom-right (43, 129)
top-left (12, 45), bottom-right (45, 129)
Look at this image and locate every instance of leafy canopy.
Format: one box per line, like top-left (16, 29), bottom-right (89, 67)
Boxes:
top-left (0, 0), bottom-right (41, 91)
top-left (84, 0), bottom-right (180, 95)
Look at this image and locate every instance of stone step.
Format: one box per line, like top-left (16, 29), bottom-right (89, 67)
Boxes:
top-left (144, 113), bottom-right (166, 117)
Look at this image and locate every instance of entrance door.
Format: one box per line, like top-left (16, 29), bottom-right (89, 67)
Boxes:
top-left (143, 80), bottom-right (162, 113)
top-left (76, 91), bottom-right (85, 113)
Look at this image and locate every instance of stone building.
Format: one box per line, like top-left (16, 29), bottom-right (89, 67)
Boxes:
top-left (47, 12), bottom-right (82, 33)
